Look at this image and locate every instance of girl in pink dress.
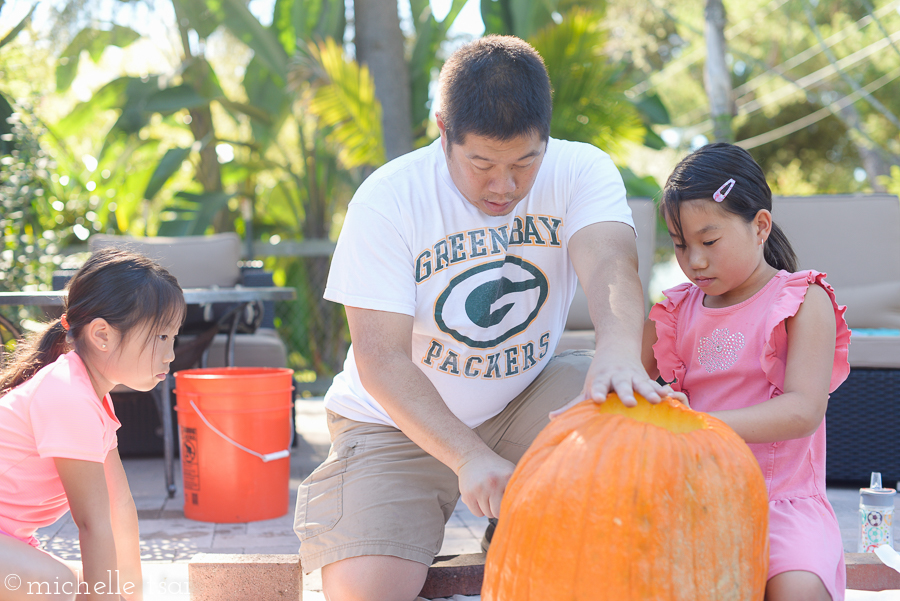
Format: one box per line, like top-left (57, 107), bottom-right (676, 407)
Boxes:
top-left (0, 249), bottom-right (185, 601)
top-left (643, 143), bottom-right (850, 601)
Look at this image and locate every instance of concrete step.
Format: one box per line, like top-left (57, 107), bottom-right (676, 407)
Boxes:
top-left (187, 552), bottom-right (900, 600)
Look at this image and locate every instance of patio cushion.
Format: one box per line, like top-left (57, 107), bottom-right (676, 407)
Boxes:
top-left (89, 233), bottom-right (242, 289)
top-left (847, 335), bottom-right (900, 369)
top-left (772, 194), bottom-right (900, 289)
top-left (773, 194), bottom-right (900, 368)
top-left (835, 281), bottom-right (900, 329)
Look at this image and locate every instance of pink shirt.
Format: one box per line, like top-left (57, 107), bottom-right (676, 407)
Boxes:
top-left (0, 351), bottom-right (120, 546)
top-left (650, 270), bottom-right (852, 599)
top-left (650, 270), bottom-right (850, 499)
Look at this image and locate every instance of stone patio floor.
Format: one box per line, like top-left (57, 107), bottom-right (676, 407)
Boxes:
top-left (34, 398), bottom-right (899, 600)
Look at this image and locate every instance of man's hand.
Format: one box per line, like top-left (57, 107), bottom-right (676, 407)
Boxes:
top-left (549, 352), bottom-right (675, 418)
top-left (455, 450), bottom-right (516, 519)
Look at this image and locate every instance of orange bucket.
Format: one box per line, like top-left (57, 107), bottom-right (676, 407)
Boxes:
top-left (174, 367), bottom-right (294, 523)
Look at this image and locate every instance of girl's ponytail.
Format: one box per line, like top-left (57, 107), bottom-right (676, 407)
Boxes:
top-left (765, 222), bottom-right (798, 273)
top-left (0, 319), bottom-right (69, 394)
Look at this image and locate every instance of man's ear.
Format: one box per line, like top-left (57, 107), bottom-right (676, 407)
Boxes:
top-left (82, 317), bottom-right (113, 352)
top-left (436, 112), bottom-right (448, 153)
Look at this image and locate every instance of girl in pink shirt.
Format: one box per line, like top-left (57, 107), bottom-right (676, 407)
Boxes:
top-left (0, 248), bottom-right (185, 601)
top-left (643, 143), bottom-right (850, 601)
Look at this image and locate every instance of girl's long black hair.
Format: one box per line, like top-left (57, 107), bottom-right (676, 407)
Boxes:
top-left (662, 142), bottom-right (798, 273)
top-left (0, 248), bottom-right (185, 394)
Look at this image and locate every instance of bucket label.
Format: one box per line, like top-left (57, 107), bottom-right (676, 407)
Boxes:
top-left (182, 426), bottom-right (200, 492)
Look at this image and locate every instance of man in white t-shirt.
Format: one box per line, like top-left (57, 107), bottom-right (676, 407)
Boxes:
top-left (294, 35), bottom-right (674, 600)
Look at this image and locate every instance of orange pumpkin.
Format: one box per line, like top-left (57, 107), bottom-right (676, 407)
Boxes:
top-left (482, 394), bottom-right (769, 601)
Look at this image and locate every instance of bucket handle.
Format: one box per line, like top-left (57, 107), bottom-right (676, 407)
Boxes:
top-left (189, 399), bottom-right (293, 463)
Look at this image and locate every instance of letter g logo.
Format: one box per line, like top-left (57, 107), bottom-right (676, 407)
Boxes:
top-left (434, 256), bottom-right (548, 348)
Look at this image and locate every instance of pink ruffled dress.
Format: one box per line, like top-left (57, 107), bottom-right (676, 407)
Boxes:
top-left (650, 270), bottom-right (851, 600)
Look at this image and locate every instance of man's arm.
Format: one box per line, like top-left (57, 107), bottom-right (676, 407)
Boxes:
top-left (346, 306), bottom-right (514, 518)
top-left (553, 222), bottom-right (673, 414)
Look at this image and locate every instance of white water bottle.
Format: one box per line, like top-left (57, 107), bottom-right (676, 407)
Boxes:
top-left (858, 472), bottom-right (896, 553)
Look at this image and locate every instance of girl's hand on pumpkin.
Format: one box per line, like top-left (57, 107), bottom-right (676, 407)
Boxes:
top-left (667, 391), bottom-right (690, 407)
top-left (456, 451), bottom-right (515, 519)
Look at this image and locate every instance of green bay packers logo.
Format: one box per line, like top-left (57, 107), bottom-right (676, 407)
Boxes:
top-left (435, 256), bottom-right (549, 348)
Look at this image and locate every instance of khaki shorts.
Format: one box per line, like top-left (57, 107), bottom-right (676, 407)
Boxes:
top-left (294, 349), bottom-right (593, 572)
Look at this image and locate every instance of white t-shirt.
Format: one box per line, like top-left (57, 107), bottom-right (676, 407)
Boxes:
top-left (323, 137), bottom-right (634, 428)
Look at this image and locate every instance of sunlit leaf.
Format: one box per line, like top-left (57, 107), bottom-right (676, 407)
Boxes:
top-left (631, 92), bottom-right (671, 125)
top-left (242, 57), bottom-right (290, 148)
top-left (209, 0), bottom-right (289, 80)
top-left (55, 77), bottom-right (132, 137)
top-left (143, 147), bottom-right (191, 200)
top-left (0, 92), bottom-right (13, 154)
top-left (531, 9), bottom-right (645, 159)
top-left (0, 3), bottom-right (36, 50)
top-left (218, 98), bottom-right (273, 125)
top-left (409, 0), bottom-right (468, 132)
top-left (158, 191), bottom-right (233, 236)
top-left (481, 0), bottom-right (514, 35)
top-left (182, 58), bottom-right (226, 101)
top-left (295, 38), bottom-right (386, 169)
top-left (144, 85), bottom-right (211, 114)
top-left (56, 26), bottom-right (141, 92)
top-left (619, 166), bottom-right (660, 199)
top-left (172, 0), bottom-right (220, 39)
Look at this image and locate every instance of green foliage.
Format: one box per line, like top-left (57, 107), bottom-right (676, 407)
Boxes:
top-left (481, 0), bottom-right (658, 187)
top-left (0, 3), bottom-right (36, 52)
top-left (0, 92), bottom-right (13, 154)
top-left (157, 191), bottom-right (234, 236)
top-left (481, 0), bottom-right (555, 40)
top-left (56, 26), bottom-right (140, 92)
top-left (735, 100), bottom-right (864, 194)
top-left (143, 147), bottom-right (192, 201)
top-left (195, 0), bottom-right (290, 80)
top-left (607, 0), bottom-right (900, 192)
top-left (0, 109), bottom-right (91, 298)
top-left (531, 9), bottom-right (647, 160)
top-left (878, 165), bottom-right (900, 197)
top-left (408, 0), bottom-right (468, 141)
top-left (273, 0), bottom-right (346, 55)
top-left (295, 38), bottom-right (387, 169)
top-left (631, 92), bottom-right (671, 150)
top-left (619, 166), bottom-right (661, 199)
top-left (0, 111), bottom-right (60, 293)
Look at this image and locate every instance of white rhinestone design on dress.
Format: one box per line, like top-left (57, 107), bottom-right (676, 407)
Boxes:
top-left (697, 328), bottom-right (745, 373)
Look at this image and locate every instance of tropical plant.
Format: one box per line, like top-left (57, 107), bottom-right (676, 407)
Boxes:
top-left (606, 0), bottom-right (900, 193)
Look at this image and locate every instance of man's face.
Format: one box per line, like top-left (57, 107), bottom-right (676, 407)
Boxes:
top-left (437, 114), bottom-right (546, 217)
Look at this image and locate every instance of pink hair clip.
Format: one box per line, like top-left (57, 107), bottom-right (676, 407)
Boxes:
top-left (713, 178), bottom-right (736, 203)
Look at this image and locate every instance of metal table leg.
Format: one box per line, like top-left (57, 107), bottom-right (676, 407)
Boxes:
top-left (156, 373), bottom-right (177, 498)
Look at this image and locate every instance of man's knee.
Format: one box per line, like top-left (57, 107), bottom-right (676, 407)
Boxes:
top-left (322, 555), bottom-right (429, 601)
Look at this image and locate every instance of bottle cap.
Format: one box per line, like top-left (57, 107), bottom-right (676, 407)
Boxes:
top-left (862, 472), bottom-right (896, 507)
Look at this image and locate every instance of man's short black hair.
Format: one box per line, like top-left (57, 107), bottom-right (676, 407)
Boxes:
top-left (438, 35), bottom-right (552, 147)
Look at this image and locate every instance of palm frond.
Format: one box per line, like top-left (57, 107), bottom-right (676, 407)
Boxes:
top-left (294, 38), bottom-right (386, 169)
top-left (532, 9), bottom-right (646, 159)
